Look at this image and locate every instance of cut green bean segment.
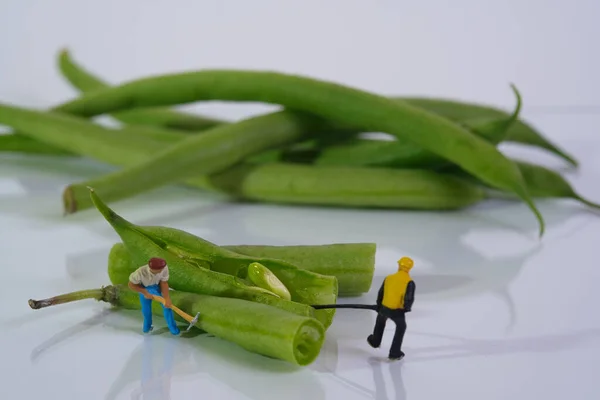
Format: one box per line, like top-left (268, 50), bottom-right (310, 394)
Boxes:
top-left (52, 69), bottom-right (545, 236)
top-left (400, 97), bottom-right (578, 167)
top-left (108, 239), bottom-right (336, 327)
top-left (128, 225), bottom-right (337, 327)
top-left (223, 243), bottom-right (376, 296)
top-left (248, 262), bottom-right (292, 301)
top-left (88, 187), bottom-right (322, 319)
top-left (93, 186), bottom-right (338, 327)
top-left (57, 49), bottom-right (225, 131)
top-left (28, 284), bottom-right (325, 366)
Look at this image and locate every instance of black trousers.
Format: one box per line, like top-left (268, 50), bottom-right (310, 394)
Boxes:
top-left (370, 306), bottom-right (407, 358)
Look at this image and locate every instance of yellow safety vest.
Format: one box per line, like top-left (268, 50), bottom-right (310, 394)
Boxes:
top-left (382, 271), bottom-right (412, 309)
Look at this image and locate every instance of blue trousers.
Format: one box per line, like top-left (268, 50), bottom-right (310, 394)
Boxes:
top-left (139, 284), bottom-right (180, 335)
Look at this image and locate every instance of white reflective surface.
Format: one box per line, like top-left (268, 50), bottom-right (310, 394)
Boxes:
top-left (2, 1), bottom-right (600, 398)
top-left (1, 114), bottom-right (600, 400)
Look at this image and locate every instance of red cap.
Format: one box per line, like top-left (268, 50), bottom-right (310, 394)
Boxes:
top-left (148, 257), bottom-right (167, 270)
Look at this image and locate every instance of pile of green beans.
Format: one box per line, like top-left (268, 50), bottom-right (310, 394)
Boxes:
top-left (1, 49), bottom-right (593, 234)
top-left (27, 188), bottom-right (377, 365)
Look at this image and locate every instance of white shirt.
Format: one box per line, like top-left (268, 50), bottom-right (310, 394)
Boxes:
top-left (129, 265), bottom-right (170, 287)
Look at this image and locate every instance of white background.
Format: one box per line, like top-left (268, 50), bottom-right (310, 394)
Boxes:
top-left (1, 1), bottom-right (600, 399)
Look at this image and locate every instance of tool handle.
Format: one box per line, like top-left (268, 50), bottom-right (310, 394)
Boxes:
top-left (150, 295), bottom-right (193, 321)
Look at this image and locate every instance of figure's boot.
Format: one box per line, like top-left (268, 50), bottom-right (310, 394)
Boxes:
top-left (367, 335), bottom-right (380, 348)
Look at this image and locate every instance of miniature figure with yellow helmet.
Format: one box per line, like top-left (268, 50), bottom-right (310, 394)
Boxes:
top-left (367, 256), bottom-right (415, 360)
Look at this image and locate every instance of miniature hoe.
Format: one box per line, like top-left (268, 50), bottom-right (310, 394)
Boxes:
top-left (152, 294), bottom-right (200, 331)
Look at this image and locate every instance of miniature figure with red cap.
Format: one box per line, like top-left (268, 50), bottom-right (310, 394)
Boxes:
top-left (128, 257), bottom-right (180, 335)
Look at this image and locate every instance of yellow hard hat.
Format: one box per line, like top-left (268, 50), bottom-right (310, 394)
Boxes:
top-left (397, 257), bottom-right (414, 270)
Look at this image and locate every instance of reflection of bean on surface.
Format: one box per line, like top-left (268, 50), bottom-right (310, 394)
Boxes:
top-left (190, 335), bottom-right (327, 400)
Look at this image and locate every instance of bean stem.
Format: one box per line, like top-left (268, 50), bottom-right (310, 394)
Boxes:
top-left (28, 288), bottom-right (105, 309)
top-left (222, 243), bottom-right (376, 296)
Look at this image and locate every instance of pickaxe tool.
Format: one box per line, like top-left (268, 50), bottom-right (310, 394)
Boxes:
top-left (151, 295), bottom-right (200, 331)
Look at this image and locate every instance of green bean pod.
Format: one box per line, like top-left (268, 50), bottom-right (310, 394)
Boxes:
top-left (28, 284), bottom-right (325, 366)
top-left (285, 87), bottom-right (522, 168)
top-left (204, 162), bottom-right (487, 210)
top-left (293, 138), bottom-right (599, 210)
top-left (51, 68), bottom-right (545, 236)
top-left (309, 115), bottom-right (514, 169)
top-left (57, 49), bottom-right (225, 131)
top-left (247, 262), bottom-right (292, 301)
top-left (484, 160), bottom-right (600, 208)
top-left (0, 104), bottom-right (182, 166)
top-left (400, 96), bottom-right (578, 167)
top-left (0, 133), bottom-right (71, 156)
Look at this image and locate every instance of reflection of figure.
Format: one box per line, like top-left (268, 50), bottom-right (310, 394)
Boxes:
top-left (128, 257), bottom-right (180, 335)
top-left (369, 357), bottom-right (407, 400)
top-left (130, 336), bottom-right (175, 400)
top-left (368, 257), bottom-right (415, 360)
